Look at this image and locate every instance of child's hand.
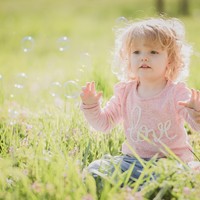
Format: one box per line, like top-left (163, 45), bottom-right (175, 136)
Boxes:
top-left (80, 81), bottom-right (102, 105)
top-left (179, 89), bottom-right (200, 123)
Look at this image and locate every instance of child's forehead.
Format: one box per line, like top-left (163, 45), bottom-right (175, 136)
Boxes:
top-left (131, 39), bottom-right (161, 49)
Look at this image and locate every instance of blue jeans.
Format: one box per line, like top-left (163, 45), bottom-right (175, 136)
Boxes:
top-left (87, 154), bottom-right (152, 181)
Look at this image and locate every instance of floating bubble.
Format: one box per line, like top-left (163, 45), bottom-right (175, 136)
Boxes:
top-left (0, 74), bottom-right (4, 102)
top-left (112, 16), bottom-right (128, 32)
top-left (14, 72), bottom-right (28, 89)
top-left (64, 80), bottom-right (80, 99)
top-left (14, 84), bottom-right (24, 89)
top-left (79, 52), bottom-right (92, 68)
top-left (111, 61), bottom-right (126, 80)
top-left (12, 73), bottom-right (28, 100)
top-left (21, 36), bottom-right (34, 52)
top-left (8, 108), bottom-right (19, 119)
top-left (111, 64), bottom-right (124, 75)
top-left (49, 82), bottom-right (62, 97)
top-left (75, 67), bottom-right (85, 82)
top-left (57, 36), bottom-right (70, 52)
top-left (10, 94), bottom-right (14, 99)
top-left (0, 74), bottom-right (3, 86)
top-left (115, 16), bottom-right (128, 26)
top-left (75, 52), bottom-right (92, 82)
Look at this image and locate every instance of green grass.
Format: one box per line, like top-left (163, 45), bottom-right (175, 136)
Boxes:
top-left (0, 0), bottom-right (200, 199)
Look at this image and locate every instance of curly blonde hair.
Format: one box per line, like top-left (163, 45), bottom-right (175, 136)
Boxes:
top-left (112, 17), bottom-right (192, 82)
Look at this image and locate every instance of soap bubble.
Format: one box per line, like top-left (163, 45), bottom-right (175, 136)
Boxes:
top-left (64, 81), bottom-right (80, 99)
top-left (111, 61), bottom-right (126, 80)
top-left (14, 84), bottom-right (23, 89)
top-left (76, 52), bottom-right (92, 82)
top-left (10, 94), bottom-right (14, 99)
top-left (12, 73), bottom-right (28, 100)
top-left (115, 16), bottom-right (128, 26)
top-left (57, 36), bottom-right (70, 52)
top-left (75, 67), bottom-right (85, 82)
top-left (14, 72), bottom-right (28, 89)
top-left (8, 108), bottom-right (19, 119)
top-left (0, 74), bottom-right (3, 101)
top-left (79, 52), bottom-right (92, 69)
top-left (49, 82), bottom-right (62, 97)
top-left (112, 16), bottom-right (128, 32)
top-left (0, 74), bottom-right (3, 86)
top-left (21, 36), bottom-right (34, 52)
top-left (111, 64), bottom-right (122, 75)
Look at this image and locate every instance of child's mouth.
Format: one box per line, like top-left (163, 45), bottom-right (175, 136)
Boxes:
top-left (140, 64), bottom-right (151, 69)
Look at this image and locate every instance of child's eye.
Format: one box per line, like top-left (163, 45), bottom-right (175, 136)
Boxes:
top-left (133, 51), bottom-right (140, 54)
top-left (151, 50), bottom-right (159, 54)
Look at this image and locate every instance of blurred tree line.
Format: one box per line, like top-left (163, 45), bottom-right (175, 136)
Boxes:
top-left (156, 0), bottom-right (190, 15)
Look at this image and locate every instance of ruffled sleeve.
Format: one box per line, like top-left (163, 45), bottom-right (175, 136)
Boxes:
top-left (174, 82), bottom-right (200, 131)
top-left (80, 82), bottom-right (126, 132)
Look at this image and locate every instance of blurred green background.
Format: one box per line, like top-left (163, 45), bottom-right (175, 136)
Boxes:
top-left (1, 1), bottom-right (200, 198)
top-left (0, 0), bottom-right (200, 109)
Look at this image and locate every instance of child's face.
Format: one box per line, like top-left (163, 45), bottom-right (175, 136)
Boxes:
top-left (130, 40), bottom-right (169, 82)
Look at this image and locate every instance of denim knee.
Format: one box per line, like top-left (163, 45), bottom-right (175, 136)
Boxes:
top-left (120, 155), bottom-right (144, 180)
top-left (87, 157), bottom-right (118, 177)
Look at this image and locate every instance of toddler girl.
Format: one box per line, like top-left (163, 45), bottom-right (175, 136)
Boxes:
top-left (80, 17), bottom-right (200, 181)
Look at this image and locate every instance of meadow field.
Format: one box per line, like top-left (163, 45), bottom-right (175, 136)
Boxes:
top-left (1, 0), bottom-right (200, 199)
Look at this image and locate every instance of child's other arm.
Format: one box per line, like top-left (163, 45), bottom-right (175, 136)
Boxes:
top-left (178, 89), bottom-right (200, 124)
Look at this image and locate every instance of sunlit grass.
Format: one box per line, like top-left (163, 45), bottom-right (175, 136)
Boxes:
top-left (0, 0), bottom-right (200, 199)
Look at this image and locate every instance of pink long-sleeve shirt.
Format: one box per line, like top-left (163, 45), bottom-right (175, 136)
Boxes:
top-left (81, 80), bottom-right (200, 162)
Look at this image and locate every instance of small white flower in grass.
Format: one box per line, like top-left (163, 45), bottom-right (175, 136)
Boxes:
top-left (31, 181), bottom-right (42, 193)
top-left (188, 161), bottom-right (200, 172)
top-left (183, 187), bottom-right (191, 195)
top-left (8, 146), bottom-right (15, 154)
top-left (134, 192), bottom-right (143, 200)
top-left (6, 178), bottom-right (13, 186)
top-left (22, 169), bottom-right (29, 176)
top-left (82, 194), bottom-right (94, 200)
top-left (125, 194), bottom-right (135, 200)
top-left (20, 137), bottom-right (29, 147)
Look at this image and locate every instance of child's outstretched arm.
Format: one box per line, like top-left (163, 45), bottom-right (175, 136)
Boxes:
top-left (179, 89), bottom-right (200, 124)
top-left (80, 81), bottom-right (123, 132)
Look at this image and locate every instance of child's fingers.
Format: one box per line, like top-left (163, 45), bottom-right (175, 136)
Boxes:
top-left (190, 89), bottom-right (200, 111)
top-left (82, 82), bottom-right (93, 92)
top-left (191, 89), bottom-right (196, 103)
top-left (96, 91), bottom-right (103, 100)
top-left (80, 92), bottom-right (84, 97)
top-left (86, 82), bottom-right (91, 91)
top-left (196, 90), bottom-right (200, 101)
top-left (185, 106), bottom-right (200, 122)
top-left (91, 81), bottom-right (96, 93)
top-left (82, 86), bottom-right (86, 91)
top-left (178, 101), bottom-right (189, 107)
top-left (179, 100), bottom-right (198, 111)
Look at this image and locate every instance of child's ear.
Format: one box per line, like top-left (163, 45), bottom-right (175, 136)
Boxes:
top-left (167, 56), bottom-right (172, 65)
top-left (166, 61), bottom-right (171, 69)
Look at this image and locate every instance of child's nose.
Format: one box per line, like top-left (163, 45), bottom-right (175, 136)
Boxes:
top-left (141, 57), bottom-right (148, 62)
